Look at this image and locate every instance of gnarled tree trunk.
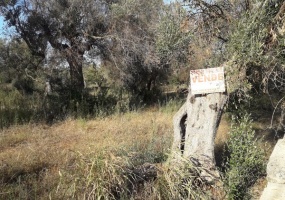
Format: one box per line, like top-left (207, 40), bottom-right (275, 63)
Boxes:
top-left (171, 89), bottom-right (227, 180)
top-left (66, 49), bottom-right (85, 93)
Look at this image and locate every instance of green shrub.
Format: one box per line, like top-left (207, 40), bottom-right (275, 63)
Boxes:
top-left (0, 89), bottom-right (41, 128)
top-left (223, 114), bottom-right (266, 199)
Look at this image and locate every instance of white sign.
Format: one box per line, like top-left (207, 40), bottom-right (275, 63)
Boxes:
top-left (190, 67), bottom-right (225, 95)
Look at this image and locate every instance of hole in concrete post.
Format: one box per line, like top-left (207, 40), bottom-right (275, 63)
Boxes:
top-left (180, 114), bottom-right (187, 154)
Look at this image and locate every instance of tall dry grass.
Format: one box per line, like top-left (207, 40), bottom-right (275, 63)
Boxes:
top-left (1, 100), bottom-right (270, 199)
top-left (0, 106), bottom-right (176, 199)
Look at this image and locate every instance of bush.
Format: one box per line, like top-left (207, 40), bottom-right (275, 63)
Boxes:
top-left (223, 114), bottom-right (266, 199)
top-left (0, 89), bottom-right (41, 128)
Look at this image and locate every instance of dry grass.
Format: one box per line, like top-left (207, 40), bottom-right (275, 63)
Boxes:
top-left (0, 104), bottom-right (276, 199)
top-left (0, 109), bottom-right (174, 199)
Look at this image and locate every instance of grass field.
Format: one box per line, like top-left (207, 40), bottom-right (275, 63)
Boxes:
top-left (0, 101), bottom-right (279, 199)
top-left (0, 103), bottom-right (178, 199)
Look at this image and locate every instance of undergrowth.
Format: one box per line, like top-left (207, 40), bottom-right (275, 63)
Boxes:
top-left (222, 114), bottom-right (266, 199)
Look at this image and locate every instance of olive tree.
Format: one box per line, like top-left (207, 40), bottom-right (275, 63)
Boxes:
top-left (0, 0), bottom-right (112, 94)
top-left (108, 0), bottom-right (164, 96)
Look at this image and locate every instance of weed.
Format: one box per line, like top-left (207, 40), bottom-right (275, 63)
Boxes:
top-left (222, 114), bottom-right (266, 199)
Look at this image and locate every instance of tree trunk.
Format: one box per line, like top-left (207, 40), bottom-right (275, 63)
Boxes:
top-left (147, 73), bottom-right (157, 91)
top-left (66, 50), bottom-right (85, 93)
top-left (171, 89), bottom-right (227, 181)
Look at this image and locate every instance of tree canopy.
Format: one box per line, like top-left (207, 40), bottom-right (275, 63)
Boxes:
top-left (1, 0), bottom-right (112, 92)
top-left (0, 0), bottom-right (285, 120)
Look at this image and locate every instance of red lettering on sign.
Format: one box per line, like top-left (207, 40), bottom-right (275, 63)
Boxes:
top-left (204, 74), bottom-right (211, 82)
top-left (218, 73), bottom-right (224, 80)
top-left (192, 77), bottom-right (198, 83)
top-left (191, 72), bottom-right (224, 83)
top-left (198, 76), bottom-right (203, 82)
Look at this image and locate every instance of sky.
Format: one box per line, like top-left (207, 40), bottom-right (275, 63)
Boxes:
top-left (0, 16), bottom-right (5, 37)
top-left (0, 0), bottom-right (175, 38)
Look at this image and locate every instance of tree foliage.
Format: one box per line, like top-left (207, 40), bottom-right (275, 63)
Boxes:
top-left (0, 0), bottom-right (112, 92)
top-left (0, 38), bottom-right (43, 94)
top-left (1, 0), bottom-right (193, 100)
top-left (97, 0), bottom-right (192, 100)
top-left (1, 0), bottom-right (284, 120)
top-left (108, 0), bottom-right (164, 95)
top-left (226, 0), bottom-right (285, 94)
top-left (180, 0), bottom-right (285, 97)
